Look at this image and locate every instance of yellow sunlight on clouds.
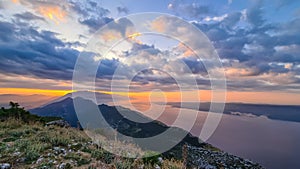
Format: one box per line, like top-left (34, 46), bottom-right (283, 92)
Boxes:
top-left (127, 32), bottom-right (143, 44)
top-left (11, 0), bottom-right (19, 4)
top-left (0, 88), bottom-right (74, 96)
top-left (127, 32), bottom-right (142, 39)
top-left (38, 6), bottom-right (66, 24)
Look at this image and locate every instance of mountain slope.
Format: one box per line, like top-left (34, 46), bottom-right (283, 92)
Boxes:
top-left (30, 97), bottom-right (79, 127)
top-left (30, 97), bottom-right (201, 147)
top-left (29, 97), bottom-right (264, 168)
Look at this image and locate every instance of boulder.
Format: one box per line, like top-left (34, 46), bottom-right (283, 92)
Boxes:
top-left (46, 120), bottom-right (70, 128)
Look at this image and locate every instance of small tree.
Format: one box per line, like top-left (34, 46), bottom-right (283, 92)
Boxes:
top-left (8, 102), bottom-right (22, 119)
top-left (9, 101), bottom-right (16, 109)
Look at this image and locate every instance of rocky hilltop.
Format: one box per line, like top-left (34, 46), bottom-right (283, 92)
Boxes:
top-left (0, 100), bottom-right (264, 168)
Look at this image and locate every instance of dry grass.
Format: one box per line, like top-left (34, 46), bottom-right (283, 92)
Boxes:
top-left (0, 119), bottom-right (184, 169)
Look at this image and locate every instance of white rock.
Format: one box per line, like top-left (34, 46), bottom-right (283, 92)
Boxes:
top-left (154, 164), bottom-right (160, 169)
top-left (59, 163), bottom-right (66, 169)
top-left (36, 157), bottom-right (44, 164)
top-left (0, 163), bottom-right (11, 169)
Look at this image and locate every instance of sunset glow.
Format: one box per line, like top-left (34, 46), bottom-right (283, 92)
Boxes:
top-left (1, 1), bottom-right (299, 168)
top-left (0, 0), bottom-right (299, 106)
top-left (0, 88), bottom-right (74, 96)
top-left (38, 6), bottom-right (66, 24)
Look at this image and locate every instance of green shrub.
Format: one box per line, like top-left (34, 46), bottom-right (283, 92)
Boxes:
top-left (114, 160), bottom-right (132, 169)
top-left (65, 163), bottom-right (72, 169)
top-left (64, 153), bottom-right (90, 166)
top-left (70, 143), bottom-right (82, 151)
top-left (25, 148), bottom-right (40, 163)
top-left (50, 135), bottom-right (70, 147)
top-left (77, 158), bottom-right (91, 166)
top-left (15, 139), bottom-right (31, 151)
top-left (3, 137), bottom-right (18, 142)
top-left (9, 130), bottom-right (24, 138)
top-left (142, 151), bottom-right (160, 165)
top-left (81, 146), bottom-right (92, 153)
top-left (103, 152), bottom-right (114, 164)
top-left (91, 149), bottom-right (104, 160)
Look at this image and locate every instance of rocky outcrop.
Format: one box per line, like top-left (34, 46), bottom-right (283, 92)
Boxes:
top-left (46, 120), bottom-right (70, 128)
top-left (0, 163), bottom-right (11, 169)
top-left (186, 145), bottom-right (264, 169)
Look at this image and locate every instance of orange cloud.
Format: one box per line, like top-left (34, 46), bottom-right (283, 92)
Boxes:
top-left (126, 32), bottom-right (143, 44)
top-left (38, 6), bottom-right (66, 24)
top-left (101, 30), bottom-right (122, 42)
top-left (150, 17), bottom-right (167, 33)
top-left (11, 0), bottom-right (19, 4)
top-left (225, 67), bottom-right (256, 77)
top-left (177, 42), bottom-right (195, 57)
top-left (127, 32), bottom-right (142, 39)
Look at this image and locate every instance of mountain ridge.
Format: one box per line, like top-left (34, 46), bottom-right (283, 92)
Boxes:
top-left (28, 96), bottom-right (265, 168)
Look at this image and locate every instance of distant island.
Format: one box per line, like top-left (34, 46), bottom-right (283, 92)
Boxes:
top-left (168, 102), bottom-right (300, 123)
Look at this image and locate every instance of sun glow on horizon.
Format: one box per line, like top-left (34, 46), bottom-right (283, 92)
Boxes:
top-left (0, 88), bottom-right (75, 96)
top-left (96, 90), bottom-right (300, 105)
top-left (0, 88), bottom-right (299, 106)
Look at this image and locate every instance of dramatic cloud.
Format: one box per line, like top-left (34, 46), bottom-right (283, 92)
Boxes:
top-left (69, 0), bottom-right (113, 32)
top-left (10, 0), bottom-right (70, 24)
top-left (168, 0), bottom-right (210, 18)
top-left (246, 0), bottom-right (265, 27)
top-left (13, 12), bottom-right (45, 21)
top-left (0, 0), bottom-right (299, 94)
top-left (0, 21), bottom-right (79, 80)
top-left (182, 1), bottom-right (300, 91)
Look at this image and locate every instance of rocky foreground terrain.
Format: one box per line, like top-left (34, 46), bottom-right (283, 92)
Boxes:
top-left (0, 119), bottom-right (264, 169)
top-left (0, 102), bottom-right (264, 169)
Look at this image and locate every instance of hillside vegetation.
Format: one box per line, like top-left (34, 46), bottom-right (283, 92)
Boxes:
top-left (0, 102), bottom-right (183, 169)
top-left (0, 102), bottom-right (264, 169)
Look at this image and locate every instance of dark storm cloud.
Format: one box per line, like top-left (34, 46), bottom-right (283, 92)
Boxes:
top-left (0, 21), bottom-right (79, 80)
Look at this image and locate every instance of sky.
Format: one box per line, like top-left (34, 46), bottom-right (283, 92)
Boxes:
top-left (0, 0), bottom-right (300, 107)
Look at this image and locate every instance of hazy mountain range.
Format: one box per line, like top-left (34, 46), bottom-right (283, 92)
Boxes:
top-left (30, 96), bottom-right (202, 149)
top-left (28, 94), bottom-right (265, 168)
